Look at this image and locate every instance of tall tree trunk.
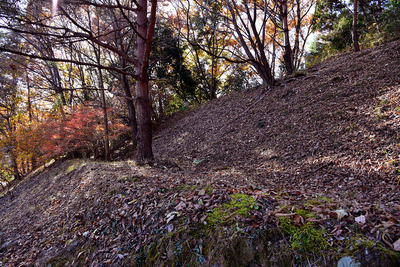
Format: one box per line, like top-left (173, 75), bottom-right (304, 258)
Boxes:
top-left (292, 0), bottom-right (301, 70)
top-left (120, 59), bottom-right (138, 147)
top-left (9, 66), bottom-right (20, 180)
top-left (282, 0), bottom-right (293, 75)
top-left (10, 153), bottom-right (20, 180)
top-left (26, 73), bottom-right (37, 171)
top-left (210, 32), bottom-right (217, 100)
top-left (135, 76), bottom-right (153, 162)
top-left (272, 27), bottom-right (277, 78)
top-left (210, 54), bottom-right (216, 100)
top-left (135, 0), bottom-right (156, 162)
top-left (353, 0), bottom-right (360, 52)
top-left (98, 68), bottom-right (109, 161)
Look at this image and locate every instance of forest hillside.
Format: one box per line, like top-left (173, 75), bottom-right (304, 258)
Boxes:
top-left (1, 40), bottom-right (400, 266)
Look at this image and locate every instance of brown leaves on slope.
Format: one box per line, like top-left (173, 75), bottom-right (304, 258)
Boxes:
top-left (1, 41), bottom-right (400, 265)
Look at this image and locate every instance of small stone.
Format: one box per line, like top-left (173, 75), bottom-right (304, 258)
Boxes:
top-left (337, 256), bottom-right (361, 267)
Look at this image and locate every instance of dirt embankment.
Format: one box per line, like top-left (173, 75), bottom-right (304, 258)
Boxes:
top-left (1, 41), bottom-right (400, 266)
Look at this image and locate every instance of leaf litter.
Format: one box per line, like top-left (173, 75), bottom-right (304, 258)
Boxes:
top-left (0, 41), bottom-right (400, 265)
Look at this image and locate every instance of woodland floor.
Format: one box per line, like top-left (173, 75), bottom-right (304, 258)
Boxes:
top-left (1, 41), bottom-right (400, 266)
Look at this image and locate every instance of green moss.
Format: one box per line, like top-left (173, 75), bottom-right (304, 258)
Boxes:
top-left (205, 184), bottom-right (213, 195)
top-left (207, 194), bottom-right (257, 227)
top-left (294, 208), bottom-right (316, 219)
top-left (279, 216), bottom-right (328, 255)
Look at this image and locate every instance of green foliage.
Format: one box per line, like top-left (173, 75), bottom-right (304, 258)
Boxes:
top-left (221, 65), bottom-right (260, 94)
top-left (378, 0), bottom-right (400, 40)
top-left (149, 19), bottom-right (198, 114)
top-left (308, 0), bottom-right (400, 66)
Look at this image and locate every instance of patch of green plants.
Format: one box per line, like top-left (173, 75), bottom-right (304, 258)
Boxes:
top-left (294, 208), bottom-right (316, 219)
top-left (321, 196), bottom-right (333, 203)
top-left (340, 236), bottom-right (400, 264)
top-left (206, 194), bottom-right (257, 227)
top-left (279, 216), bottom-right (329, 255)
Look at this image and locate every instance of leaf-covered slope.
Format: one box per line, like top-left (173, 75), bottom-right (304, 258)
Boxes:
top-left (0, 40), bottom-right (400, 266)
top-left (154, 40), bottom-right (400, 205)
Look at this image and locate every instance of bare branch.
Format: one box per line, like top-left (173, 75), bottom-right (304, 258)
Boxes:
top-left (0, 47), bottom-right (138, 79)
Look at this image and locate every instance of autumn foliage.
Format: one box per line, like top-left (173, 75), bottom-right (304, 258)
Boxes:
top-left (40, 103), bottom-right (128, 160)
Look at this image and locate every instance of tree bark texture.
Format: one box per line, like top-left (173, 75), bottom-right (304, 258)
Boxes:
top-left (282, 0), bottom-right (293, 75)
top-left (135, 0), bottom-right (157, 162)
top-left (353, 0), bottom-right (360, 52)
top-left (120, 63), bottom-right (138, 147)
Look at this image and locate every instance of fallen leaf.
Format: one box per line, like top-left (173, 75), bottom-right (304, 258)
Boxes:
top-left (292, 214), bottom-right (304, 226)
top-left (175, 201), bottom-right (187, 211)
top-left (166, 214), bottom-right (175, 224)
top-left (312, 206), bottom-right (322, 212)
top-left (193, 159), bottom-right (205, 164)
top-left (200, 215), bottom-right (208, 224)
top-left (192, 213), bottom-right (199, 223)
top-left (335, 209), bottom-right (348, 220)
top-left (128, 199), bottom-right (137, 205)
top-left (393, 238), bottom-right (400, 251)
top-left (355, 215), bottom-right (366, 225)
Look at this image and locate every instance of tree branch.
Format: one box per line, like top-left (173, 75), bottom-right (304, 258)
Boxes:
top-left (0, 47), bottom-right (138, 79)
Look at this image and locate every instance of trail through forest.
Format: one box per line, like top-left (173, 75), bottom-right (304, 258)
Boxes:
top-left (1, 41), bottom-right (400, 266)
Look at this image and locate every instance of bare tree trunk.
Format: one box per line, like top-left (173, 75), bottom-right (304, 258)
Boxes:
top-left (210, 31), bottom-right (217, 100)
top-left (353, 0), bottom-right (360, 52)
top-left (272, 26), bottom-right (277, 78)
top-left (135, 76), bottom-right (153, 162)
top-left (292, 0), bottom-right (301, 70)
top-left (120, 59), bottom-right (138, 146)
top-left (94, 15), bottom-right (110, 161)
top-left (10, 153), bottom-right (20, 180)
top-left (135, 0), bottom-right (156, 163)
top-left (26, 74), bottom-right (37, 171)
top-left (9, 66), bottom-right (20, 180)
top-left (98, 68), bottom-right (109, 161)
top-left (282, 0), bottom-right (293, 75)
top-left (210, 54), bottom-right (216, 100)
